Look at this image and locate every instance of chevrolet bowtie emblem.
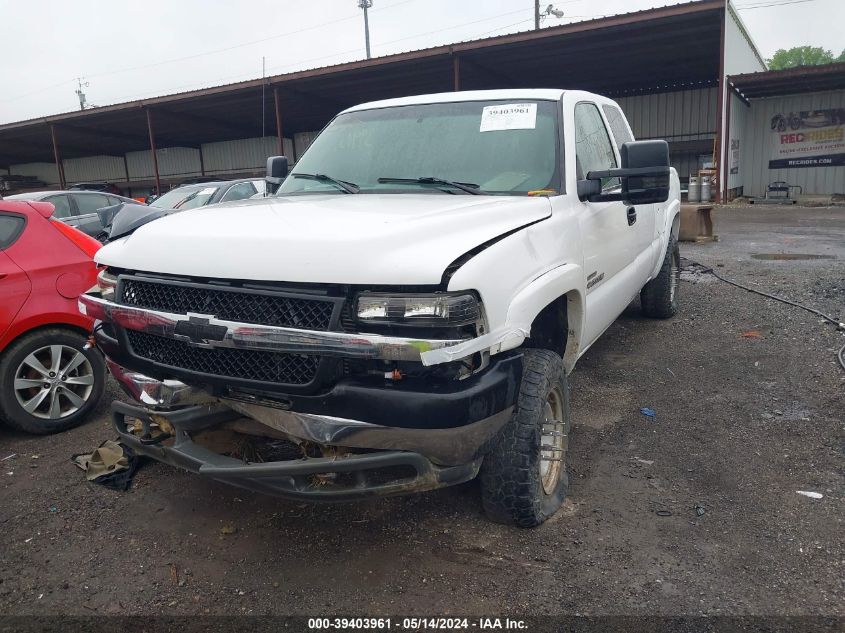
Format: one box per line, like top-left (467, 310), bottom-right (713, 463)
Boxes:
top-left (173, 314), bottom-right (227, 348)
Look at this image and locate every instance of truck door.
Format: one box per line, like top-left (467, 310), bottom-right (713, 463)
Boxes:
top-left (571, 101), bottom-right (641, 346)
top-left (601, 103), bottom-right (657, 268)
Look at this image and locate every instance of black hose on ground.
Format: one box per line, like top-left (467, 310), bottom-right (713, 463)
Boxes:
top-left (682, 258), bottom-right (845, 372)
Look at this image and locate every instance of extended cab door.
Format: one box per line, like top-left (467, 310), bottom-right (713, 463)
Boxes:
top-left (601, 103), bottom-right (656, 266)
top-left (570, 101), bottom-right (638, 345)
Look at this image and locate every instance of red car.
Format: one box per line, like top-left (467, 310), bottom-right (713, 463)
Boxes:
top-left (0, 200), bottom-right (105, 434)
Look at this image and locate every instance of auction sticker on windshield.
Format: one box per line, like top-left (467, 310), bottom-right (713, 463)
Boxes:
top-left (479, 103), bottom-right (537, 132)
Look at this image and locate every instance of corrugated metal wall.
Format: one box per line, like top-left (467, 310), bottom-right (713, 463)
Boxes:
top-left (63, 155), bottom-right (125, 182)
top-left (202, 136), bottom-right (293, 176)
top-left (616, 88), bottom-right (718, 142)
top-left (7, 162), bottom-right (59, 185)
top-left (616, 87), bottom-right (718, 181)
top-left (741, 90), bottom-right (845, 197)
top-left (126, 147), bottom-right (201, 180)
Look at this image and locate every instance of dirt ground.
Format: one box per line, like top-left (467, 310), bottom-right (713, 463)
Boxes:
top-left (1, 205), bottom-right (843, 618)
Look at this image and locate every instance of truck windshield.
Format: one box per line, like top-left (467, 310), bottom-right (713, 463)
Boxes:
top-left (277, 100), bottom-right (560, 196)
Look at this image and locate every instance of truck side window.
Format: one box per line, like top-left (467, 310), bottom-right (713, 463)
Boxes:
top-left (602, 104), bottom-right (634, 151)
top-left (574, 102), bottom-right (619, 191)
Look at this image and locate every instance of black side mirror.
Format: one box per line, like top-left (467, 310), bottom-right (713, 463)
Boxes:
top-left (265, 155), bottom-right (289, 194)
top-left (578, 140), bottom-right (670, 205)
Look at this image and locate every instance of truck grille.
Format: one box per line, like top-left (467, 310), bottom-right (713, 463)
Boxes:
top-left (120, 277), bottom-right (335, 331)
top-left (127, 330), bottom-right (319, 385)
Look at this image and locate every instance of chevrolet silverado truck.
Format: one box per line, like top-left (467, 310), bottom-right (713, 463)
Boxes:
top-left (79, 89), bottom-right (681, 527)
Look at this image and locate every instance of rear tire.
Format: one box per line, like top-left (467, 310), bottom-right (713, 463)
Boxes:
top-left (0, 328), bottom-right (105, 434)
top-left (479, 349), bottom-right (570, 528)
top-left (641, 234), bottom-right (680, 319)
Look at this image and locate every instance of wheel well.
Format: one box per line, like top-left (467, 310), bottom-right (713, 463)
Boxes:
top-left (1, 323), bottom-right (90, 358)
top-left (524, 295), bottom-right (568, 357)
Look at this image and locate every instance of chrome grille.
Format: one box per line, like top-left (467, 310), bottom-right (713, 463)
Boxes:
top-left (120, 277), bottom-right (335, 331)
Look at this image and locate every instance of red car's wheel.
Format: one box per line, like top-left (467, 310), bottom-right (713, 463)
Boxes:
top-left (0, 328), bottom-right (105, 434)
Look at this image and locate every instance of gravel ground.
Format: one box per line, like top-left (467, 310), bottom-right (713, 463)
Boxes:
top-left (0, 205), bottom-right (843, 618)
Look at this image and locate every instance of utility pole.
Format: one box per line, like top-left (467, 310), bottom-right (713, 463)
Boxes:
top-left (359, 0), bottom-right (373, 59)
top-left (534, 0), bottom-right (541, 30)
top-left (75, 78), bottom-right (89, 110)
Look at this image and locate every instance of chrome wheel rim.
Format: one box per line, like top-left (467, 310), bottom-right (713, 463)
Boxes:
top-left (670, 248), bottom-right (680, 303)
top-left (540, 386), bottom-right (565, 495)
top-left (13, 345), bottom-right (94, 420)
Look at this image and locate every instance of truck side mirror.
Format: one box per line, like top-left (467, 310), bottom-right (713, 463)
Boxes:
top-left (265, 156), bottom-right (289, 194)
top-left (620, 140), bottom-right (670, 205)
top-left (578, 140), bottom-right (670, 205)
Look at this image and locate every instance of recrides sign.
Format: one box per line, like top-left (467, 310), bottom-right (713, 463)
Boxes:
top-left (769, 108), bottom-right (845, 169)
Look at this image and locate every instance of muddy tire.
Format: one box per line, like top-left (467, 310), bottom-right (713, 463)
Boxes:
top-left (641, 234), bottom-right (680, 319)
top-left (0, 328), bottom-right (105, 434)
top-left (479, 349), bottom-right (570, 528)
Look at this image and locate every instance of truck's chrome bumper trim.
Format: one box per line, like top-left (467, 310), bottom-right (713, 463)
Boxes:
top-left (79, 294), bottom-right (465, 362)
top-left (107, 358), bottom-right (216, 408)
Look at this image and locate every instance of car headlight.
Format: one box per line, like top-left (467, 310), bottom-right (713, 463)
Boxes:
top-left (355, 292), bottom-right (481, 326)
top-left (96, 267), bottom-right (117, 300)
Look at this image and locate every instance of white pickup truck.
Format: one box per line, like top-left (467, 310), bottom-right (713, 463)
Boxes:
top-left (80, 89), bottom-right (681, 527)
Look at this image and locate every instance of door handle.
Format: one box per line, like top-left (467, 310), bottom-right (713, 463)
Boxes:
top-left (626, 207), bottom-right (637, 226)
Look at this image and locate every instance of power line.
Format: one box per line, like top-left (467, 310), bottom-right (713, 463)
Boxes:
top-left (0, 0), bottom-right (418, 104)
top-left (735, 0), bottom-right (821, 9)
top-left (94, 5), bottom-right (544, 105)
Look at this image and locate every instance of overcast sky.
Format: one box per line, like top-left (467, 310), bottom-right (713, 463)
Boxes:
top-left (1, 0), bottom-right (843, 124)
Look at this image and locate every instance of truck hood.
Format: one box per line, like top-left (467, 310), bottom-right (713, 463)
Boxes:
top-left (95, 194), bottom-right (551, 285)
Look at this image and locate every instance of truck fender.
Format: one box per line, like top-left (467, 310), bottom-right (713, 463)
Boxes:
top-left (420, 263), bottom-right (585, 373)
top-left (504, 263), bottom-right (585, 373)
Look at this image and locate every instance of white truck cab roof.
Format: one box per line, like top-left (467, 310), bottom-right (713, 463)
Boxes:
top-left (342, 89), bottom-right (568, 113)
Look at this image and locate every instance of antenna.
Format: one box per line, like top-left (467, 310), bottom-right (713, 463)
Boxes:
top-left (75, 78), bottom-right (90, 110)
top-left (262, 56), bottom-right (266, 139)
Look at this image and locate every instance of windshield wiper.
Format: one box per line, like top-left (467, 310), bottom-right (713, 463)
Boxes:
top-left (377, 176), bottom-right (482, 195)
top-left (291, 173), bottom-right (359, 193)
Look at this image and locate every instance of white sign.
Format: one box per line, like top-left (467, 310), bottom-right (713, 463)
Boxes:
top-left (480, 103), bottom-right (537, 132)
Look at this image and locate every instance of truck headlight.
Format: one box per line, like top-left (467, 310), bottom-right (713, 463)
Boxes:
top-left (96, 267), bottom-right (117, 300)
top-left (355, 292), bottom-right (481, 326)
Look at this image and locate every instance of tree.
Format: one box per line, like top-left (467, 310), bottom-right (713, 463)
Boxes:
top-left (767, 46), bottom-right (836, 69)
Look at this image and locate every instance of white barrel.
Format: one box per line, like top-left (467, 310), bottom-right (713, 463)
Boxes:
top-left (688, 176), bottom-right (701, 203)
top-left (700, 179), bottom-right (712, 203)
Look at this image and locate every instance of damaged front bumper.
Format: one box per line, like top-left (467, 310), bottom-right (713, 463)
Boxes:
top-left (108, 361), bottom-right (517, 498)
top-left (112, 401), bottom-right (482, 500)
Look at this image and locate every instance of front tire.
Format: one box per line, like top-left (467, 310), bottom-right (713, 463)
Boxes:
top-left (479, 349), bottom-right (570, 527)
top-left (0, 328), bottom-right (105, 434)
top-left (641, 234), bottom-right (680, 319)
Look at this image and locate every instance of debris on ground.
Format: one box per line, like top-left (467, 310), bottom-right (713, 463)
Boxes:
top-left (220, 525), bottom-right (238, 535)
top-left (740, 330), bottom-right (763, 338)
top-left (1, 454), bottom-right (16, 462)
top-left (640, 407), bottom-right (656, 418)
top-left (796, 491), bottom-right (823, 499)
top-left (695, 505), bottom-right (706, 516)
top-left (71, 440), bottom-right (141, 491)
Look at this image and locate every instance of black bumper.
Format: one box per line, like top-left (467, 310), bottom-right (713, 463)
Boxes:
top-left (96, 325), bottom-right (523, 431)
top-left (112, 401), bottom-right (481, 500)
